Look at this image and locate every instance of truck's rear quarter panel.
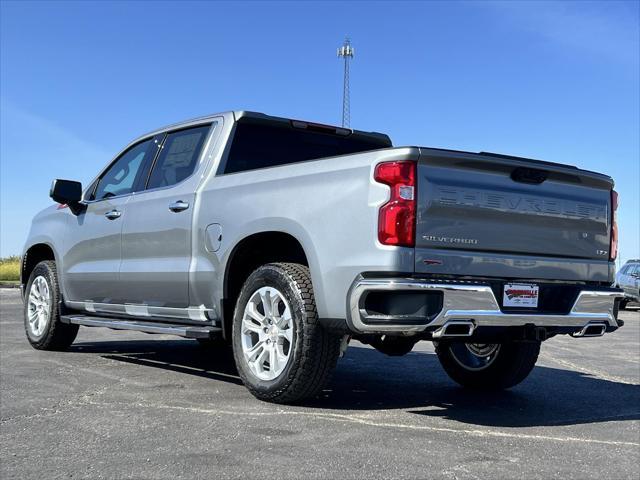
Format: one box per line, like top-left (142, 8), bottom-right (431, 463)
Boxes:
top-left (195, 147), bottom-right (419, 320)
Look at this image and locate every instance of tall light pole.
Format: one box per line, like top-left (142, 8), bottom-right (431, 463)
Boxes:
top-left (337, 37), bottom-right (354, 128)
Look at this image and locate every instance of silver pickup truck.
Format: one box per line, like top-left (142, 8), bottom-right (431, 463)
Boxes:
top-left (21, 111), bottom-right (624, 403)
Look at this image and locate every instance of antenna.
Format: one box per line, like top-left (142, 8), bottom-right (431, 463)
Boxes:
top-left (337, 37), bottom-right (354, 128)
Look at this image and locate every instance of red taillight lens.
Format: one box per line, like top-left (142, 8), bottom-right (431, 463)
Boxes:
top-left (374, 161), bottom-right (416, 247)
top-left (610, 189), bottom-right (618, 261)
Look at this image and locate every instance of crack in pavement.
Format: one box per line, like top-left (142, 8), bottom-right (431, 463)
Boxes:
top-left (539, 352), bottom-right (640, 385)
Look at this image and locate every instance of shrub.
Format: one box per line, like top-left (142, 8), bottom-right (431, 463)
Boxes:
top-left (0, 256), bottom-right (21, 281)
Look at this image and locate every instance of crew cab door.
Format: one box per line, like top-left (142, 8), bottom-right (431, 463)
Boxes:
top-left (119, 124), bottom-right (214, 308)
top-left (63, 137), bottom-right (158, 303)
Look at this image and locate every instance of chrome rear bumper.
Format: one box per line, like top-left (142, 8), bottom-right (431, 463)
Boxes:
top-left (347, 278), bottom-right (623, 335)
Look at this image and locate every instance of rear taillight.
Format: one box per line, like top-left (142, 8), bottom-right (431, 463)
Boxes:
top-left (374, 161), bottom-right (416, 247)
top-left (610, 189), bottom-right (618, 261)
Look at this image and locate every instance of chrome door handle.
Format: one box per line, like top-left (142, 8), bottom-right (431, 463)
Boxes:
top-left (169, 200), bottom-right (189, 212)
top-left (104, 209), bottom-right (121, 220)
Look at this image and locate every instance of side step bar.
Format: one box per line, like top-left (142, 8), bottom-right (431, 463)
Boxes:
top-left (60, 315), bottom-right (221, 339)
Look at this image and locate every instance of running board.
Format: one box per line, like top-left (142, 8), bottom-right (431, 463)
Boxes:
top-left (60, 315), bottom-right (221, 339)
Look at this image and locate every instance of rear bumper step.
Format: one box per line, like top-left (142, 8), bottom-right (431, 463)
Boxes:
top-left (60, 315), bottom-right (221, 339)
top-left (347, 278), bottom-right (624, 336)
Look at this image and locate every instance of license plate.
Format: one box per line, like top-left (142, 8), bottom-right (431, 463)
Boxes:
top-left (503, 283), bottom-right (539, 308)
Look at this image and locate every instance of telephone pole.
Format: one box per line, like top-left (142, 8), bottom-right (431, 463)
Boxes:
top-left (337, 37), bottom-right (354, 128)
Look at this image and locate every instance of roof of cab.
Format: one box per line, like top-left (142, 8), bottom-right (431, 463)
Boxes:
top-left (140, 110), bottom-right (391, 146)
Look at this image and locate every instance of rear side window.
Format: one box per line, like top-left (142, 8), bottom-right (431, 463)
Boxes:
top-left (147, 125), bottom-right (211, 189)
top-left (224, 121), bottom-right (389, 174)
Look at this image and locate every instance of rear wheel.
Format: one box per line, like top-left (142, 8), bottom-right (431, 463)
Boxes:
top-left (435, 340), bottom-right (540, 390)
top-left (232, 263), bottom-right (341, 403)
top-left (24, 261), bottom-right (79, 350)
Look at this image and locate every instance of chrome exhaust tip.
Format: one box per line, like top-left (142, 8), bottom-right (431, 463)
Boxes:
top-left (571, 322), bottom-right (607, 338)
top-left (432, 320), bottom-right (476, 339)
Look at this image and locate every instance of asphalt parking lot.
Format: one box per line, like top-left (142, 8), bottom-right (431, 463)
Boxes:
top-left (1, 288), bottom-right (639, 479)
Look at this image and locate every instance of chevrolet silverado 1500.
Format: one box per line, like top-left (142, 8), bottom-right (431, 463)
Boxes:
top-left (21, 111), bottom-right (624, 403)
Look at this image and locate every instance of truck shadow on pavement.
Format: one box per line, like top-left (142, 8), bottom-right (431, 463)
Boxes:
top-left (71, 339), bottom-right (640, 428)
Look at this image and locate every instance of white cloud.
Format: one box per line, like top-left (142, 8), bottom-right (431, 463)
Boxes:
top-left (484, 0), bottom-right (639, 67)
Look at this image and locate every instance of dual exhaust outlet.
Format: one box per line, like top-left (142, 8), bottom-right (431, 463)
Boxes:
top-left (571, 322), bottom-right (607, 338)
top-left (432, 320), bottom-right (607, 339)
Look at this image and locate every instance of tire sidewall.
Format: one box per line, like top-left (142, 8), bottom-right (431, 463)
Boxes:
top-left (24, 262), bottom-right (59, 346)
top-left (232, 265), bottom-right (307, 395)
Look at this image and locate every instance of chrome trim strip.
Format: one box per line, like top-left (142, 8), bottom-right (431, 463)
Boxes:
top-left (347, 278), bottom-right (623, 334)
top-left (66, 301), bottom-right (216, 322)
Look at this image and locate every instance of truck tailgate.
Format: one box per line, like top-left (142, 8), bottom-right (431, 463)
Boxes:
top-left (414, 148), bottom-right (614, 281)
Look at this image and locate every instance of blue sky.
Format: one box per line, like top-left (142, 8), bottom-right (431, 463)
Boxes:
top-left (1, 0), bottom-right (638, 265)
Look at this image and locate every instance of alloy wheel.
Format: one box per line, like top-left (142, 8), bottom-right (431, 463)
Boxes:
top-left (240, 286), bottom-right (294, 381)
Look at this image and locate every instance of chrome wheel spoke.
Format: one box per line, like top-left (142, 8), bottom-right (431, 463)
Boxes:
top-left (248, 347), bottom-right (269, 376)
top-left (28, 291), bottom-right (39, 305)
top-left (245, 300), bottom-right (265, 324)
top-left (274, 309), bottom-right (291, 329)
top-left (245, 339), bottom-right (266, 357)
top-left (268, 345), bottom-right (278, 374)
top-left (278, 326), bottom-right (293, 343)
top-left (242, 317), bottom-right (263, 334)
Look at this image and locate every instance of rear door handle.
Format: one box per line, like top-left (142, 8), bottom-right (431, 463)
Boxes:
top-left (104, 209), bottom-right (121, 220)
top-left (169, 200), bottom-right (189, 212)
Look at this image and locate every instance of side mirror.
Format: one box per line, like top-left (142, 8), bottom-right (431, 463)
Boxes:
top-left (50, 179), bottom-right (85, 215)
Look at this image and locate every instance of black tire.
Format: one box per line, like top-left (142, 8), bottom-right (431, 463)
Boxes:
top-left (435, 340), bottom-right (540, 390)
top-left (23, 260), bottom-right (79, 350)
top-left (619, 299), bottom-right (628, 310)
top-left (232, 263), bottom-right (341, 404)
top-left (196, 336), bottom-right (229, 348)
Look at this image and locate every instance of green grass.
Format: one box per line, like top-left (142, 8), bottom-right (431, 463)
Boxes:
top-left (0, 256), bottom-right (21, 282)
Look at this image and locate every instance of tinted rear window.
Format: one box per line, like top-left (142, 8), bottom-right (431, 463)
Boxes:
top-left (224, 121), bottom-right (389, 174)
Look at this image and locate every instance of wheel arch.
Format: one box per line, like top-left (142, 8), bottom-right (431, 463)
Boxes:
top-left (221, 231), bottom-right (310, 339)
top-left (21, 243), bottom-right (57, 289)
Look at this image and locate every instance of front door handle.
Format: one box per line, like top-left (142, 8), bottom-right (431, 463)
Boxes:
top-left (104, 209), bottom-right (121, 220)
top-left (169, 200), bottom-right (189, 212)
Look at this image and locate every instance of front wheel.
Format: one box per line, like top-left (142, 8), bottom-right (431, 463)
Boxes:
top-left (24, 260), bottom-right (79, 350)
top-left (435, 340), bottom-right (540, 390)
top-left (232, 263), bottom-right (341, 404)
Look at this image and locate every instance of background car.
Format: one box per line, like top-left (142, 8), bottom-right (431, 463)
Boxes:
top-left (615, 260), bottom-right (640, 309)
